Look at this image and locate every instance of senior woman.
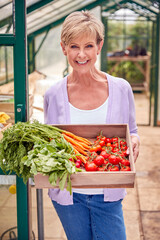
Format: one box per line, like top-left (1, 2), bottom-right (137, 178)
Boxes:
top-left (44, 10), bottom-right (140, 240)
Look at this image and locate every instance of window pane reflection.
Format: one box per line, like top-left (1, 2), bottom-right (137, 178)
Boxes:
top-left (0, 0), bottom-right (13, 34)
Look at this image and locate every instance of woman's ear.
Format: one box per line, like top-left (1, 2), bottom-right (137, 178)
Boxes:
top-left (60, 42), bottom-right (67, 56)
top-left (97, 40), bottom-right (104, 55)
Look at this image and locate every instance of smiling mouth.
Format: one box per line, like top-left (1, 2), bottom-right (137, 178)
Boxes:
top-left (76, 60), bottom-right (88, 64)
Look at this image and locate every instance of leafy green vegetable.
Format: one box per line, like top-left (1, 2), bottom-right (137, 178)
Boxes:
top-left (0, 121), bottom-right (58, 174)
top-left (0, 120), bottom-right (82, 194)
top-left (20, 139), bottom-right (82, 194)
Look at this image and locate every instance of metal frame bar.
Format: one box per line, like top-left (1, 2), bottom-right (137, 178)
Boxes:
top-left (13, 0), bottom-right (30, 239)
top-left (0, 34), bottom-right (15, 45)
top-left (27, 0), bottom-right (55, 14)
top-left (150, 20), bottom-right (155, 125)
top-left (154, 13), bottom-right (160, 125)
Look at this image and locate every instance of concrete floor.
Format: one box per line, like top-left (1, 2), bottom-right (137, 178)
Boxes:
top-left (0, 92), bottom-right (160, 240)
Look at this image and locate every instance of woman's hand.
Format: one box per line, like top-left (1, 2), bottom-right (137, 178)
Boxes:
top-left (131, 135), bottom-right (140, 162)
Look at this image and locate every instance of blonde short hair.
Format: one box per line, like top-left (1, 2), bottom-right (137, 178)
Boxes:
top-left (61, 10), bottom-right (104, 45)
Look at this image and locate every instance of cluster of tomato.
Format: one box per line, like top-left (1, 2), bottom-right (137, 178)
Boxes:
top-left (84, 134), bottom-right (131, 172)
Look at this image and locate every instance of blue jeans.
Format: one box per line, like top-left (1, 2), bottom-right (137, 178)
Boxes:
top-left (52, 193), bottom-right (126, 240)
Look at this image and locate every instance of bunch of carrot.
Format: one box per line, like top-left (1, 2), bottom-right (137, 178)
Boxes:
top-left (62, 130), bottom-right (92, 164)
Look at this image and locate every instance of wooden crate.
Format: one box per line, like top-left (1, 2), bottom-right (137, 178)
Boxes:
top-left (0, 94), bottom-right (34, 124)
top-left (34, 124), bottom-right (136, 189)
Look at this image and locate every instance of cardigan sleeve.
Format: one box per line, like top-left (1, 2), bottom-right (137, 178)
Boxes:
top-left (128, 84), bottom-right (140, 141)
top-left (43, 77), bottom-right (70, 125)
top-left (44, 92), bottom-right (48, 124)
top-left (107, 74), bottom-right (140, 141)
top-left (43, 83), bottom-right (60, 124)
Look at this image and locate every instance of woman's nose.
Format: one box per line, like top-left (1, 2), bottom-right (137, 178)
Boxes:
top-left (78, 49), bottom-right (86, 58)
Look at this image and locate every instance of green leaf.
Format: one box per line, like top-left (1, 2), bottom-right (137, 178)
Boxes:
top-left (59, 172), bottom-right (68, 191)
top-left (66, 175), bottom-right (72, 195)
top-left (49, 172), bottom-right (58, 186)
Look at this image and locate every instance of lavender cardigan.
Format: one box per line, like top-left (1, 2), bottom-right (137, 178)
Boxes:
top-left (44, 73), bottom-right (138, 205)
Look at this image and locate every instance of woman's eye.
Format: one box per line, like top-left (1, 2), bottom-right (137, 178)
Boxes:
top-left (71, 45), bottom-right (78, 49)
top-left (86, 44), bottom-right (93, 48)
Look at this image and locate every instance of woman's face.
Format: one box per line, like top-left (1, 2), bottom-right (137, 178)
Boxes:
top-left (61, 34), bottom-right (103, 74)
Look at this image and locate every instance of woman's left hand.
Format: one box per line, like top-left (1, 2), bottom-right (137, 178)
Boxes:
top-left (131, 136), bottom-right (140, 162)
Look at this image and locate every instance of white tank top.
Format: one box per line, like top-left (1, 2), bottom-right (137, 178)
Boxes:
top-left (69, 98), bottom-right (108, 194)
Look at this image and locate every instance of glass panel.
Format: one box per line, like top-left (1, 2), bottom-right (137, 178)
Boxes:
top-left (35, 25), bottom-right (65, 79)
top-left (0, 176), bottom-right (17, 239)
top-left (0, 46), bottom-right (14, 126)
top-left (107, 11), bottom-right (151, 125)
top-left (26, 0), bottom-right (41, 7)
top-left (29, 25), bottom-right (65, 122)
top-left (0, 46), bottom-right (14, 85)
top-left (27, 0), bottom-right (93, 34)
top-left (0, 0), bottom-right (13, 34)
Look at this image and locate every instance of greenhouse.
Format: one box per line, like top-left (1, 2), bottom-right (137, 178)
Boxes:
top-left (0, 0), bottom-right (160, 239)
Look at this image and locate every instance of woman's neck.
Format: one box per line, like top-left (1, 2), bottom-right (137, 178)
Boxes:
top-left (68, 67), bottom-right (106, 87)
top-left (67, 69), bottom-right (108, 110)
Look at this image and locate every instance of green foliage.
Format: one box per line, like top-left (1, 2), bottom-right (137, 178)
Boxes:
top-left (107, 19), bottom-right (152, 84)
top-left (108, 21), bottom-right (124, 37)
top-left (0, 120), bottom-right (81, 194)
top-left (107, 19), bottom-right (152, 52)
top-left (107, 61), bottom-right (144, 84)
top-left (21, 140), bottom-right (81, 194)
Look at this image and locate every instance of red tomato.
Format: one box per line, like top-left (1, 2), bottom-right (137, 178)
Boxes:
top-left (103, 159), bottom-right (109, 165)
top-left (85, 162), bottom-right (97, 171)
top-left (122, 150), bottom-right (129, 157)
top-left (115, 155), bottom-right (122, 163)
top-left (99, 140), bottom-right (105, 147)
top-left (108, 154), bottom-right (120, 165)
top-left (118, 152), bottom-right (126, 158)
top-left (120, 166), bottom-right (131, 171)
top-left (120, 140), bottom-right (127, 146)
top-left (96, 135), bottom-right (101, 140)
top-left (106, 138), bottom-right (112, 144)
top-left (89, 146), bottom-right (98, 152)
top-left (101, 136), bottom-right (107, 142)
top-left (96, 144), bottom-right (102, 152)
top-left (112, 142), bottom-right (119, 148)
top-left (120, 158), bottom-right (130, 166)
top-left (90, 152), bottom-right (98, 158)
top-left (94, 156), bottom-right (104, 166)
top-left (90, 144), bottom-right (102, 152)
top-left (106, 143), bottom-right (112, 147)
top-left (75, 162), bottom-right (81, 168)
top-left (106, 146), bottom-right (113, 152)
top-left (108, 165), bottom-right (119, 171)
top-left (97, 165), bottom-right (107, 171)
top-left (112, 148), bottom-right (120, 153)
top-left (112, 137), bottom-right (119, 143)
top-left (121, 145), bottom-right (127, 151)
top-left (87, 152), bottom-right (98, 162)
top-left (100, 150), bottom-right (110, 159)
top-left (76, 159), bottom-right (82, 165)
